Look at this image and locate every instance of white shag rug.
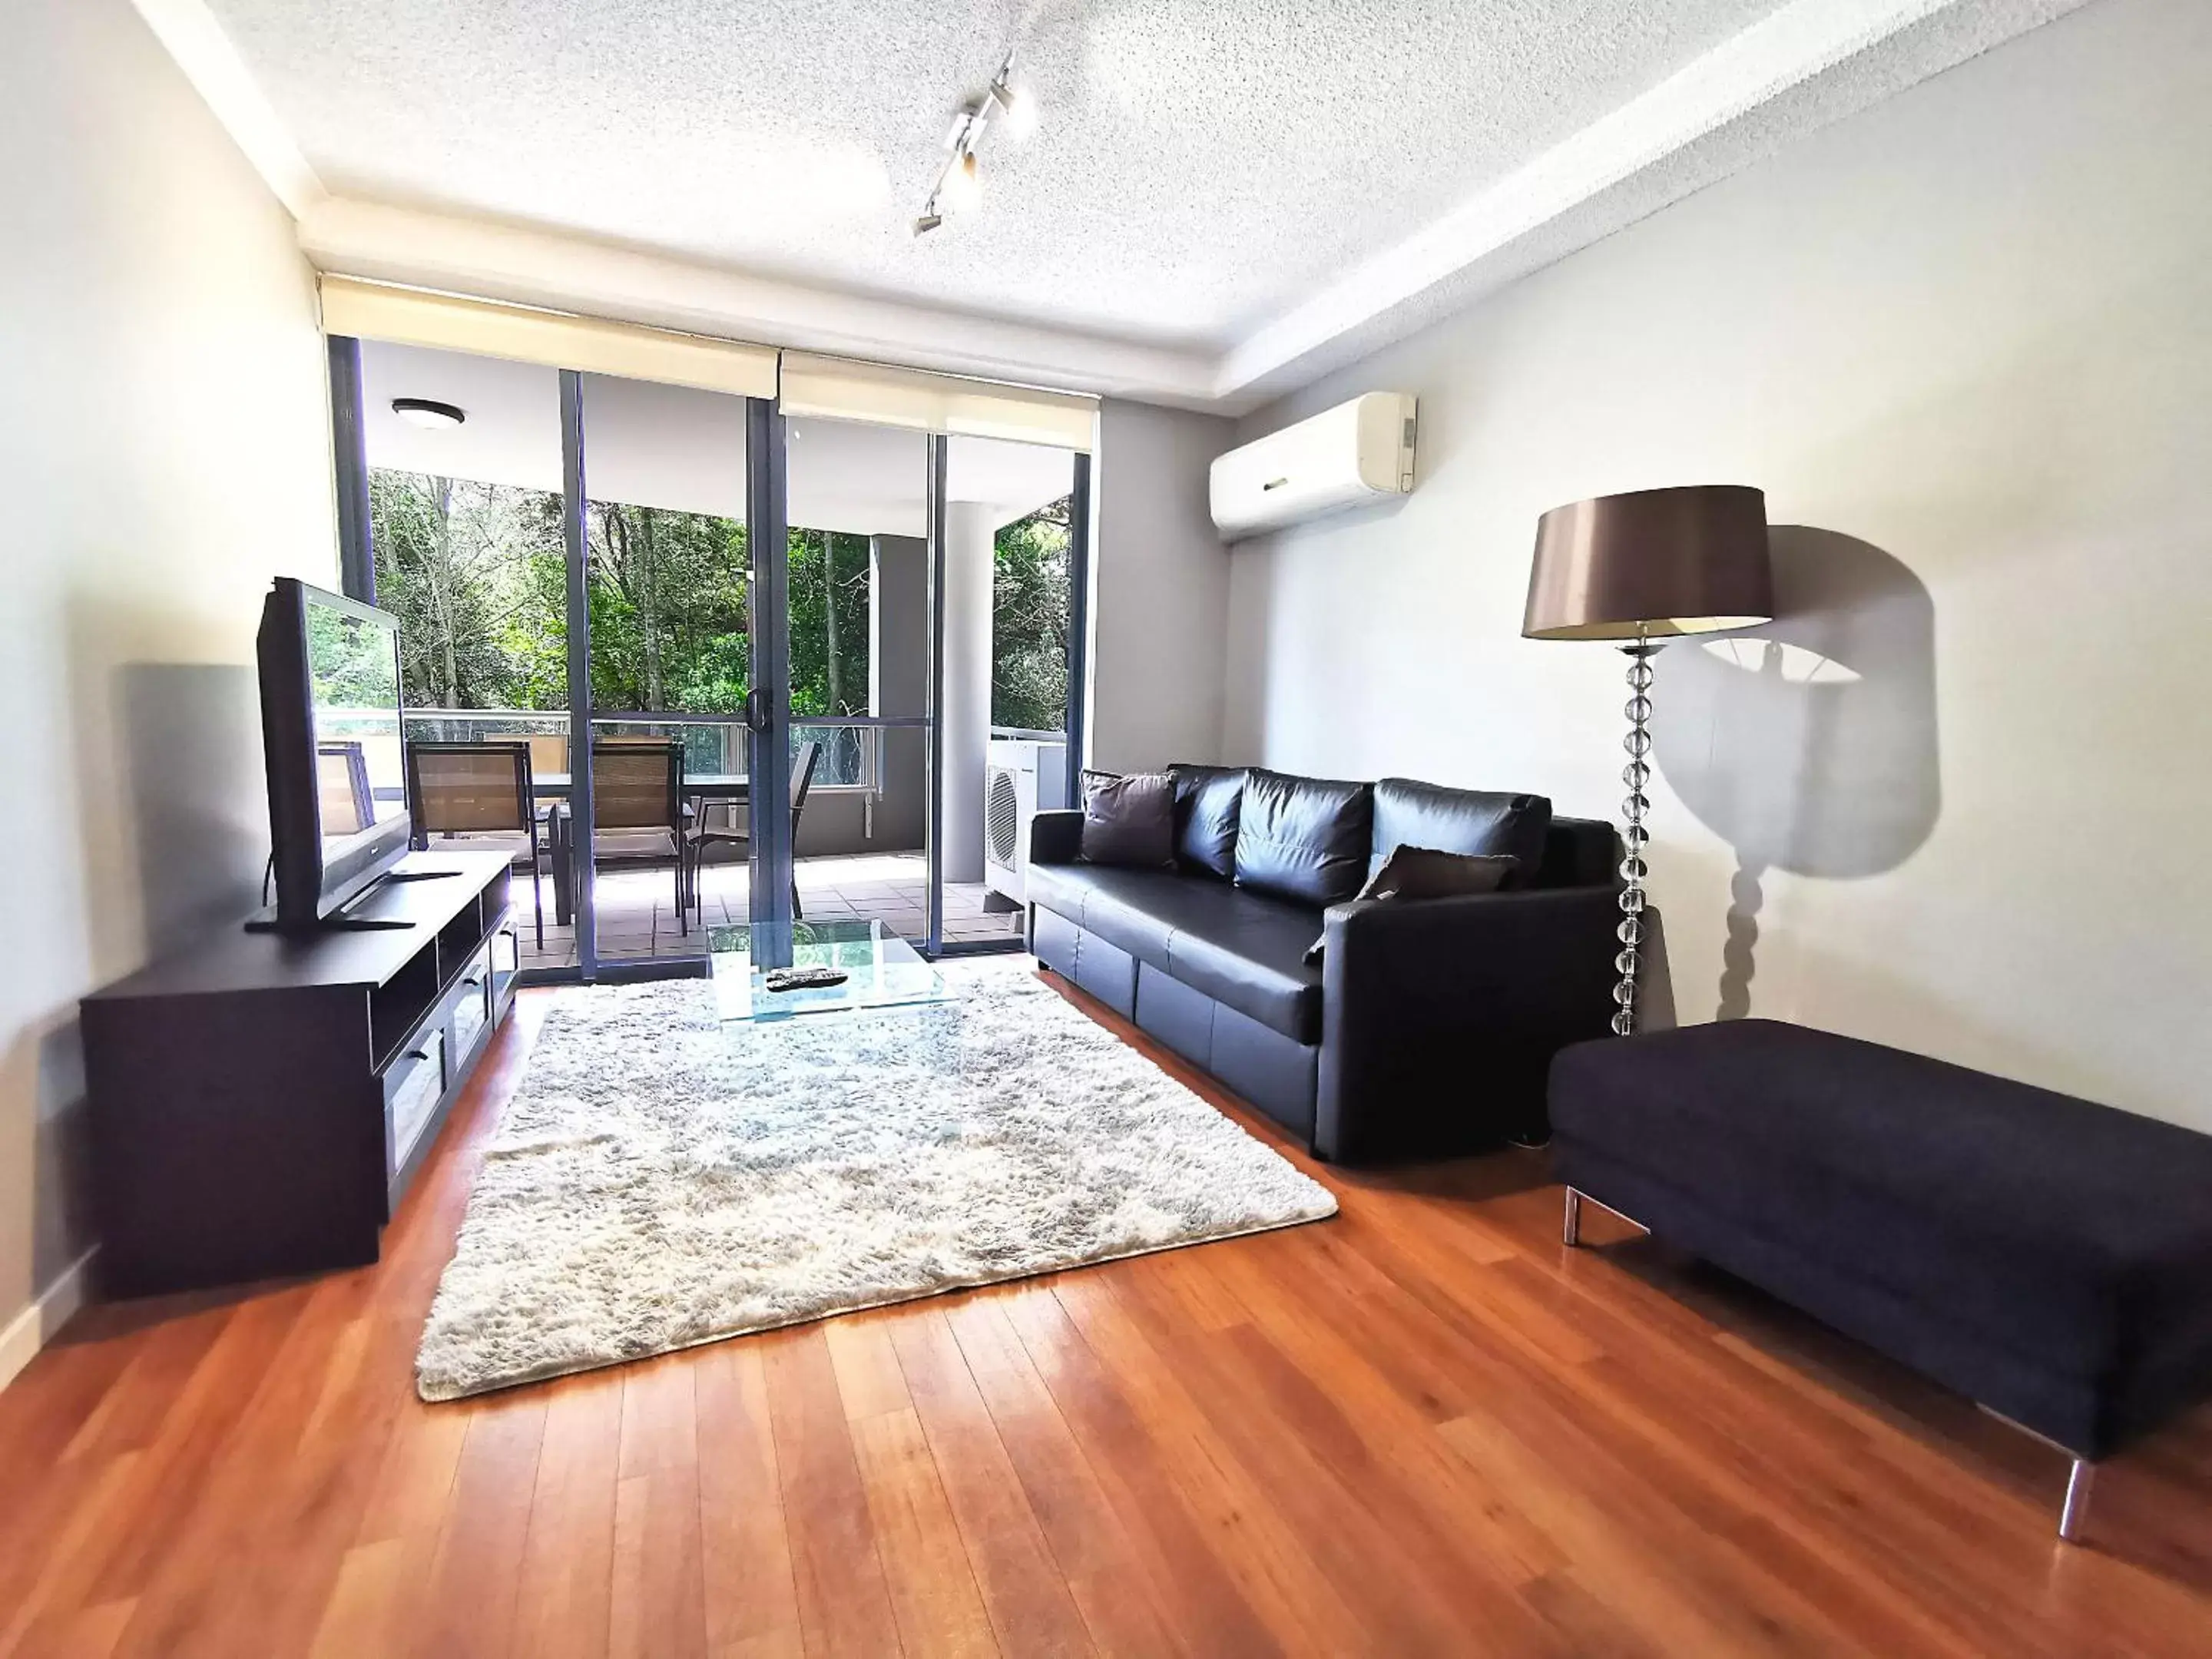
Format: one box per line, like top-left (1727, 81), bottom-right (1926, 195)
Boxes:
top-left (415, 961), bottom-right (1336, 1399)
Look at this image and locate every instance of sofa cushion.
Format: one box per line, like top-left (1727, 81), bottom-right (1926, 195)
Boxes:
top-left (1168, 763), bottom-right (1244, 879)
top-left (1550, 1020), bottom-right (2212, 1404)
top-left (1079, 770), bottom-right (1175, 867)
top-left (1369, 778), bottom-right (1551, 886)
top-left (1233, 769), bottom-right (1373, 906)
top-left (1026, 861), bottom-right (1323, 1042)
top-left (1536, 816), bottom-right (1619, 890)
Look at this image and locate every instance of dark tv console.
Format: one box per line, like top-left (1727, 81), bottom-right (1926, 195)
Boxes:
top-left (82, 850), bottom-right (519, 1298)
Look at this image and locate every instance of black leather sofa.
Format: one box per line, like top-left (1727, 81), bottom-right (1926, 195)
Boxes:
top-left (1551, 1019), bottom-right (2212, 1539)
top-left (1026, 765), bottom-right (1620, 1163)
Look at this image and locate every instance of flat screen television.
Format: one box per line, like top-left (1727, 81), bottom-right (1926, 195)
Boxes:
top-left (255, 578), bottom-right (412, 929)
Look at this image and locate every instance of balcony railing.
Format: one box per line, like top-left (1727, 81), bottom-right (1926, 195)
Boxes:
top-left (395, 709), bottom-right (883, 792)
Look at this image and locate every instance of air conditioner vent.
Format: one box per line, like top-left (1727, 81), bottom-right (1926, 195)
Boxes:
top-left (985, 768), bottom-right (1021, 867)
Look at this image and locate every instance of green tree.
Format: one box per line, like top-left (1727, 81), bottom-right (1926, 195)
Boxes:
top-left (786, 528), bottom-right (872, 718)
top-left (992, 495), bottom-right (1072, 731)
top-left (369, 470), bottom-right (565, 710)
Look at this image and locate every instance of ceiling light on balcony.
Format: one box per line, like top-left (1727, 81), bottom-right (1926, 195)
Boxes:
top-left (392, 398), bottom-right (465, 429)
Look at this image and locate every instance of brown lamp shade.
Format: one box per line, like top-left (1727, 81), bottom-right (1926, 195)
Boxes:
top-left (1523, 484), bottom-right (1773, 641)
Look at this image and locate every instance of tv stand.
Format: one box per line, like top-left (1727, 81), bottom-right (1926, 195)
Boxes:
top-left (83, 850), bottom-right (518, 1297)
top-left (241, 863), bottom-right (466, 932)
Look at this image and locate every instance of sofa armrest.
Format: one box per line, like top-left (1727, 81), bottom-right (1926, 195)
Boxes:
top-left (1316, 886), bottom-right (1621, 1162)
top-left (1029, 809), bottom-right (1084, 866)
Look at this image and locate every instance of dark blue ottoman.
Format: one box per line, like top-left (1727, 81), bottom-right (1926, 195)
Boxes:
top-left (1549, 1018), bottom-right (2212, 1541)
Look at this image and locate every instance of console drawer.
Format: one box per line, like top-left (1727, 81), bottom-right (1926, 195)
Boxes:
top-left (387, 1027), bottom-right (447, 1170)
top-left (451, 945), bottom-right (492, 1055)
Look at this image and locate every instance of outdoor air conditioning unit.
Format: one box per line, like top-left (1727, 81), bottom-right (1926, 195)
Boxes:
top-left (1209, 391), bottom-right (1417, 542)
top-left (983, 737), bottom-right (1068, 906)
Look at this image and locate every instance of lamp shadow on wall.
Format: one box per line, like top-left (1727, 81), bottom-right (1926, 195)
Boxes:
top-left (1651, 528), bottom-right (1941, 1020)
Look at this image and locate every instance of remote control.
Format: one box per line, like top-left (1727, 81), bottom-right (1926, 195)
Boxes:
top-left (764, 966), bottom-right (849, 992)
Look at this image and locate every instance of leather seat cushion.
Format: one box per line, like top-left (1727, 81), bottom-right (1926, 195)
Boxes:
top-left (1232, 769), bottom-right (1373, 906)
top-left (1369, 778), bottom-right (1551, 885)
top-left (1027, 862), bottom-right (1323, 1041)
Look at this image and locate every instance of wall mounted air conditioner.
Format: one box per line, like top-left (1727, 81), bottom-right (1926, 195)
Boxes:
top-left (1209, 391), bottom-right (1417, 542)
top-left (983, 737), bottom-right (1068, 906)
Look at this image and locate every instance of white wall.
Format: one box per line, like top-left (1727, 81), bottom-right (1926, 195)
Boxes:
top-left (1222, 0), bottom-right (2212, 1131)
top-left (1088, 399), bottom-right (1237, 773)
top-left (0, 0), bottom-right (337, 1378)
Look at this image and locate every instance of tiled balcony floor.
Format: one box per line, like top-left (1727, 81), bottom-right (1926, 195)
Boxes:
top-left (512, 850), bottom-right (1022, 972)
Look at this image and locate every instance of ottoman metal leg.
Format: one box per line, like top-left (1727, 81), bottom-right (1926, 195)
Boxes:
top-left (2059, 1458), bottom-right (2096, 1543)
top-left (1563, 1187), bottom-right (1584, 1247)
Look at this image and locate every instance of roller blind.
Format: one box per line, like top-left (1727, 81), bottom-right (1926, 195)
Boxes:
top-left (778, 352), bottom-right (1097, 452)
top-left (318, 275), bottom-right (780, 399)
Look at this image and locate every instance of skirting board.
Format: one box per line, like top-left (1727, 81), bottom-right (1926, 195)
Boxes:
top-left (0, 1247), bottom-right (97, 1392)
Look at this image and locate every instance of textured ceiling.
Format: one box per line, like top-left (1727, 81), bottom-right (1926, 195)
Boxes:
top-left (208, 0), bottom-right (1793, 349)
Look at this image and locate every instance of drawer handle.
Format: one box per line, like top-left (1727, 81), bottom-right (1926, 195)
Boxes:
top-left (406, 1046), bottom-right (435, 1062)
top-left (462, 975), bottom-right (484, 989)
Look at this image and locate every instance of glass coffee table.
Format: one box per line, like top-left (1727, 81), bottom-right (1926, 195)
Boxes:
top-left (707, 918), bottom-right (949, 1022)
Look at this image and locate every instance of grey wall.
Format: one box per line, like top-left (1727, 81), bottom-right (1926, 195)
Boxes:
top-left (1, 0), bottom-right (338, 1368)
top-left (1089, 399), bottom-right (1237, 773)
top-left (1220, 0), bottom-right (2212, 1131)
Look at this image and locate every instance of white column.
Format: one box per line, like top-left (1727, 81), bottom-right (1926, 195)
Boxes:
top-left (939, 501), bottom-right (995, 883)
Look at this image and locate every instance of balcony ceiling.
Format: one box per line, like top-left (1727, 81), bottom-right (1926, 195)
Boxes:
top-left (197, 0), bottom-right (2087, 404)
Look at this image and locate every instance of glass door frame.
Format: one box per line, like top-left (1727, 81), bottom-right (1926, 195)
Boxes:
top-left (743, 396), bottom-right (796, 968)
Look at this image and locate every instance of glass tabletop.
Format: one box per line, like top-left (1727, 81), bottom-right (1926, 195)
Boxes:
top-left (707, 918), bottom-right (948, 1022)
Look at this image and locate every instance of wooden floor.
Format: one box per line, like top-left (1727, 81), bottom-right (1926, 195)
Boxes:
top-left (5, 979), bottom-right (2211, 1658)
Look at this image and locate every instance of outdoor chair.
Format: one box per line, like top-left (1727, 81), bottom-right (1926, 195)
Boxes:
top-left (688, 741), bottom-right (820, 920)
top-left (316, 741), bottom-right (376, 836)
top-left (403, 740), bottom-right (547, 947)
top-left (589, 740), bottom-right (690, 934)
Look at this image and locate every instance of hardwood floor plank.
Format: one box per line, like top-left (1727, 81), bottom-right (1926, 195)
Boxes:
top-left (761, 1328), bottom-right (906, 1658)
top-left (512, 1376), bottom-right (624, 1659)
top-left (609, 1466), bottom-right (709, 1659)
top-left (618, 1353), bottom-right (699, 1478)
top-left (1048, 1268), bottom-right (1468, 1657)
top-left (356, 1391), bottom-right (472, 1544)
top-left (1104, 1253), bottom-right (1562, 1652)
top-left (694, 1344), bottom-right (803, 1653)
top-left (106, 1271), bottom-right (379, 1657)
top-left (849, 1405), bottom-right (1002, 1657)
top-left (306, 1534), bottom-right (437, 1659)
top-left (406, 1391), bottom-right (548, 1659)
top-left (825, 1312), bottom-right (916, 1422)
top-left (942, 1296), bottom-right (1190, 1659)
top-left (883, 1310), bottom-right (1096, 1659)
top-left (8, 1596), bottom-right (138, 1659)
top-left (996, 1284), bottom-right (1296, 1657)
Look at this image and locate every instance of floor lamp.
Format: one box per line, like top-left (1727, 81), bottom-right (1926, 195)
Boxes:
top-left (1522, 484), bottom-right (1774, 1035)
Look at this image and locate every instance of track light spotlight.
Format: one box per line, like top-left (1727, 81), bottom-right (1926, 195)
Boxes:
top-left (990, 76), bottom-right (1037, 141)
top-left (941, 151), bottom-right (981, 214)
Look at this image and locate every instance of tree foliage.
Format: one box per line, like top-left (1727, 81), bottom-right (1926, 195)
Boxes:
top-left (371, 469), bottom-right (1071, 736)
top-left (992, 495), bottom-right (1072, 732)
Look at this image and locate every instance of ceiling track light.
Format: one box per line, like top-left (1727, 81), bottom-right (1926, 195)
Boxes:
top-left (913, 49), bottom-right (1035, 237)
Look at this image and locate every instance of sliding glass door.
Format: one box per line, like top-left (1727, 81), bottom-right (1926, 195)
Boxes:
top-left (572, 371), bottom-right (755, 973)
top-left (350, 339), bottom-right (574, 970)
top-left (335, 327), bottom-right (1092, 979)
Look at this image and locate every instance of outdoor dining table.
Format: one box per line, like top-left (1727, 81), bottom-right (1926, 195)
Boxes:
top-left (535, 773), bottom-right (750, 925)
